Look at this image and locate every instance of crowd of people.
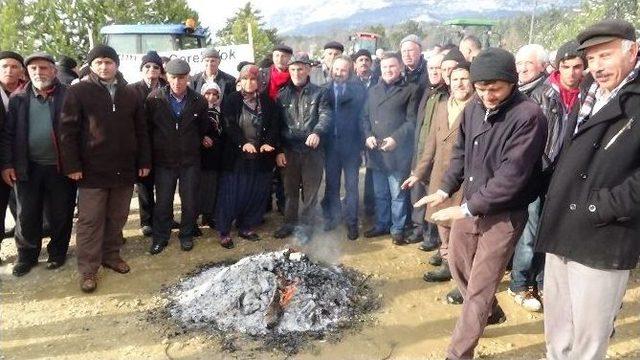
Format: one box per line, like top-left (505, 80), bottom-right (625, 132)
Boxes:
top-left (0, 17), bottom-right (639, 360)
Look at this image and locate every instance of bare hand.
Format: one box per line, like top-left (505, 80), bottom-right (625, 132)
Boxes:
top-left (138, 168), bottom-right (150, 177)
top-left (276, 153), bottom-right (287, 167)
top-left (431, 206), bottom-right (465, 222)
top-left (260, 144), bottom-right (275, 152)
top-left (365, 136), bottom-right (377, 149)
top-left (380, 137), bottom-right (397, 152)
top-left (67, 172), bottom-right (83, 181)
top-left (401, 175), bottom-right (419, 190)
top-left (413, 192), bottom-right (447, 208)
top-left (305, 133), bottom-right (320, 149)
top-left (242, 143), bottom-right (257, 153)
top-left (1, 168), bottom-right (16, 186)
top-left (202, 136), bottom-right (213, 148)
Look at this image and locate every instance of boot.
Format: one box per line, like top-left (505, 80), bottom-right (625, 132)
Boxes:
top-left (422, 261), bottom-right (452, 282)
top-left (446, 287), bottom-right (463, 305)
top-left (428, 250), bottom-right (442, 266)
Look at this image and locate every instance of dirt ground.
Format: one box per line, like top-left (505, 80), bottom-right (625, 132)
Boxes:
top-left (1, 195), bottom-right (640, 360)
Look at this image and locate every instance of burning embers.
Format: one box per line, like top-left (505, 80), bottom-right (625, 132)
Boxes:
top-left (164, 250), bottom-right (378, 348)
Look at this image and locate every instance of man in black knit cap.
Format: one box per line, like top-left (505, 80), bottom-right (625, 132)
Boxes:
top-left (418, 47), bottom-right (547, 359)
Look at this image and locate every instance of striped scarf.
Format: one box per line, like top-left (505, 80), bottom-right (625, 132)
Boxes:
top-left (575, 58), bottom-right (640, 133)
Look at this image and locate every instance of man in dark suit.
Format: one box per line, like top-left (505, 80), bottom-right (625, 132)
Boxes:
top-left (361, 52), bottom-right (419, 245)
top-left (321, 55), bottom-right (366, 240)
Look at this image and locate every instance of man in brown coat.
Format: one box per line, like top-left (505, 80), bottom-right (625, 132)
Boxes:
top-left (59, 45), bottom-right (151, 292)
top-left (405, 62), bottom-right (473, 289)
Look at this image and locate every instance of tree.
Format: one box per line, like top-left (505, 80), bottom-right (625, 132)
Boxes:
top-left (0, 0), bottom-right (198, 62)
top-left (387, 21), bottom-right (426, 50)
top-left (215, 2), bottom-right (280, 62)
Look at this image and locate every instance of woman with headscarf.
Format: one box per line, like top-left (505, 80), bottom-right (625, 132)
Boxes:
top-left (215, 64), bottom-right (279, 248)
top-left (196, 81), bottom-right (223, 232)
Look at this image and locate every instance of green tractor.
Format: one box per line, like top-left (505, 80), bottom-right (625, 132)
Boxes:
top-left (442, 18), bottom-right (501, 48)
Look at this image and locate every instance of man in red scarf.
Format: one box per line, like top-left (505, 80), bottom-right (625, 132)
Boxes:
top-left (258, 44), bottom-right (293, 101)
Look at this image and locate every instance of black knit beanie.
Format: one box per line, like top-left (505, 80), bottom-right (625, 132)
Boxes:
top-left (470, 47), bottom-right (517, 84)
top-left (140, 50), bottom-right (163, 72)
top-left (87, 45), bottom-right (119, 66)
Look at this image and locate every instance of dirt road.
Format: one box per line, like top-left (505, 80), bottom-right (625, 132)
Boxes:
top-left (1, 201), bottom-right (640, 360)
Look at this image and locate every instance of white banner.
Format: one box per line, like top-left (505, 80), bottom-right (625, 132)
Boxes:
top-left (118, 44), bottom-right (255, 83)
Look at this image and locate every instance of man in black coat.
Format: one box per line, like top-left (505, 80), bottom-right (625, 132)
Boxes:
top-left (145, 59), bottom-right (209, 255)
top-left (418, 48), bottom-right (547, 359)
top-left (361, 52), bottom-right (419, 245)
top-left (127, 51), bottom-right (168, 237)
top-left (320, 55), bottom-right (366, 240)
top-left (1, 53), bottom-right (76, 276)
top-left (273, 54), bottom-right (331, 242)
top-left (536, 20), bottom-right (640, 359)
top-left (190, 48), bottom-right (236, 97)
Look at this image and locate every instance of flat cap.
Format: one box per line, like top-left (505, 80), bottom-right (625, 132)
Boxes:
top-left (577, 19), bottom-right (636, 50)
top-left (165, 58), bottom-right (190, 75)
top-left (555, 39), bottom-right (585, 65)
top-left (273, 44), bottom-right (293, 54)
top-left (443, 47), bottom-right (466, 64)
top-left (0, 51), bottom-right (24, 65)
top-left (400, 34), bottom-right (422, 48)
top-left (324, 41), bottom-right (344, 52)
top-left (202, 48), bottom-right (220, 59)
top-left (24, 52), bottom-right (55, 66)
top-left (351, 49), bottom-right (372, 61)
top-left (288, 53), bottom-right (311, 66)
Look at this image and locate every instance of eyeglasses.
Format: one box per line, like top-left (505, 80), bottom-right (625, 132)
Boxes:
top-left (144, 64), bottom-right (161, 70)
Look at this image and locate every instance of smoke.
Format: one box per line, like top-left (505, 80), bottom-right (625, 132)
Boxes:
top-left (289, 225), bottom-right (344, 265)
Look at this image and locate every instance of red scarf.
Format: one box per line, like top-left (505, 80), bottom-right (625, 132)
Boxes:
top-left (268, 65), bottom-right (290, 101)
top-left (549, 71), bottom-right (580, 110)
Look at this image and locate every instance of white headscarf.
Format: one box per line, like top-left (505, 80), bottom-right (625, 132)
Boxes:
top-left (200, 81), bottom-right (222, 108)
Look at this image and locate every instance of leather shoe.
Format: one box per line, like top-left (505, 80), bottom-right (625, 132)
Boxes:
top-left (428, 250), bottom-right (443, 266)
top-left (141, 225), bottom-right (153, 237)
top-left (392, 233), bottom-right (408, 245)
top-left (220, 235), bottom-right (235, 249)
top-left (102, 259), bottom-right (130, 274)
top-left (80, 273), bottom-right (97, 293)
top-left (363, 228), bottom-right (390, 238)
top-left (405, 229), bottom-right (423, 244)
top-left (12, 261), bottom-right (35, 277)
top-left (149, 241), bottom-right (167, 255)
top-left (446, 287), bottom-right (464, 305)
top-left (239, 231), bottom-right (260, 241)
top-left (347, 225), bottom-right (359, 240)
top-left (487, 304), bottom-right (506, 325)
top-left (46, 260), bottom-right (65, 270)
top-left (423, 261), bottom-right (452, 282)
top-left (180, 239), bottom-right (194, 251)
top-left (273, 225), bottom-right (294, 239)
top-left (192, 227), bottom-right (202, 237)
top-left (418, 240), bottom-right (440, 252)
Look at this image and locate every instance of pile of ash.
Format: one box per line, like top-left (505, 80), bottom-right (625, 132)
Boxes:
top-left (162, 249), bottom-right (379, 353)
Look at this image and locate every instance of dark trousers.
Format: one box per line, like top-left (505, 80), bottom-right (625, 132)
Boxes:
top-left (447, 210), bottom-right (527, 359)
top-left (76, 186), bottom-right (133, 275)
top-left (0, 181), bottom-right (10, 237)
top-left (281, 149), bottom-right (324, 226)
top-left (198, 169), bottom-right (218, 224)
top-left (135, 172), bottom-right (155, 227)
top-left (153, 165), bottom-right (200, 243)
top-left (363, 167), bottom-right (375, 216)
top-left (14, 163), bottom-right (76, 264)
top-left (321, 143), bottom-right (360, 227)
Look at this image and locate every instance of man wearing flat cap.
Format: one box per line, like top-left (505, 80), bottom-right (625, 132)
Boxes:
top-left (258, 44), bottom-right (293, 101)
top-left (127, 50), bottom-right (168, 237)
top-left (145, 59), bottom-right (210, 255)
top-left (400, 34), bottom-right (429, 96)
top-left (273, 54), bottom-right (331, 242)
top-left (418, 47), bottom-right (547, 359)
top-left (1, 53), bottom-right (76, 277)
top-left (58, 44), bottom-right (151, 292)
top-left (536, 19), bottom-right (640, 359)
top-left (310, 41), bottom-right (344, 86)
top-left (190, 48), bottom-right (236, 97)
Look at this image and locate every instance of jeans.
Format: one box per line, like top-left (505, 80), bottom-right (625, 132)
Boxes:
top-left (371, 169), bottom-right (408, 235)
top-left (153, 165), bottom-right (200, 243)
top-left (510, 197), bottom-right (544, 292)
top-left (321, 143), bottom-right (360, 227)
